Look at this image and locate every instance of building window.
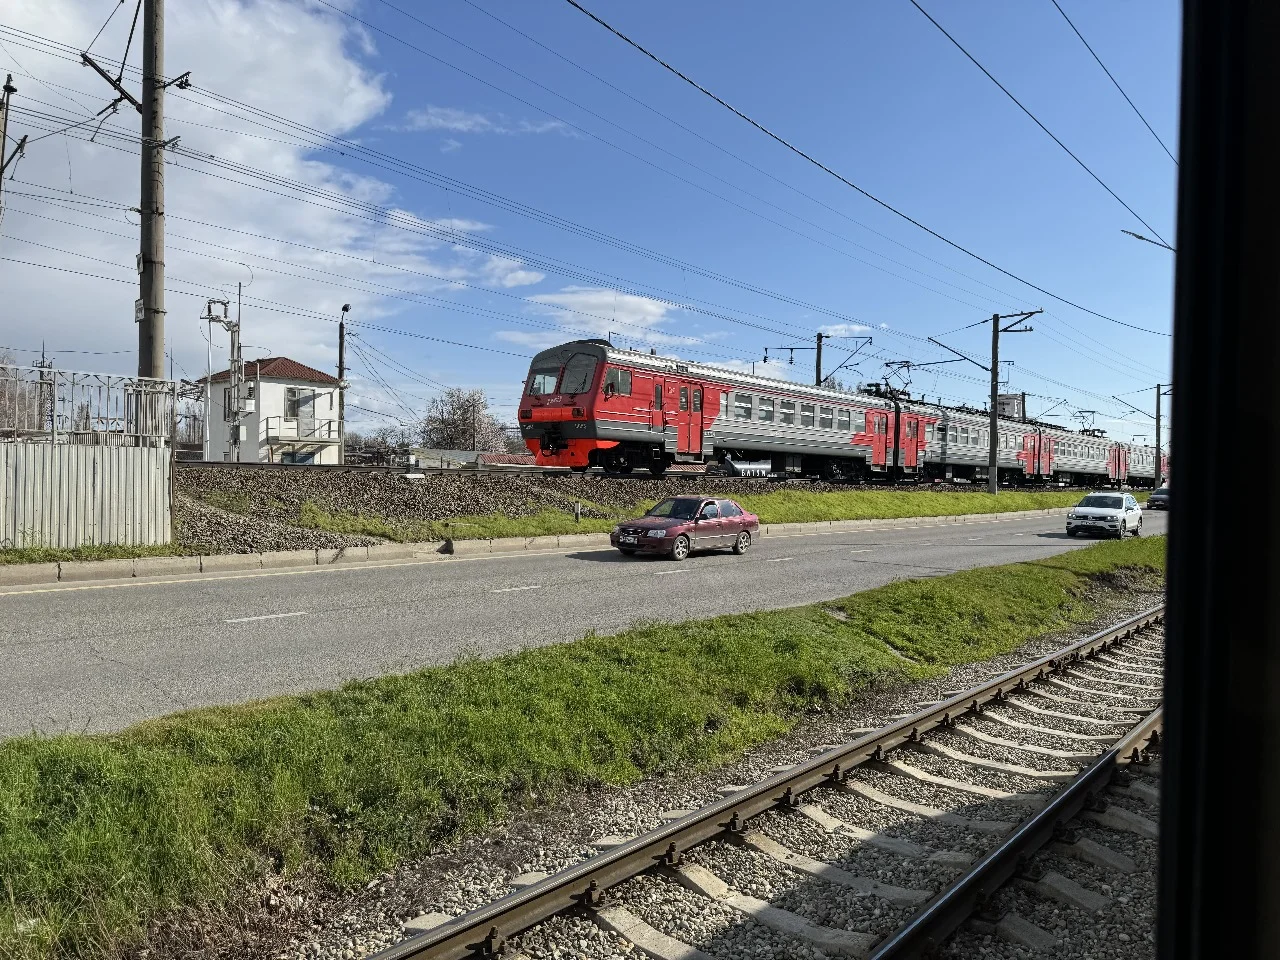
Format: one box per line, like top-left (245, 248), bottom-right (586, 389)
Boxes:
top-left (692, 389), bottom-right (702, 412)
top-left (780, 400), bottom-right (795, 424)
top-left (800, 403), bottom-right (815, 427)
top-left (838, 409), bottom-right (850, 432)
top-left (758, 397), bottom-right (774, 422)
top-left (819, 406), bottom-right (833, 429)
top-left (222, 387), bottom-right (233, 422)
top-left (679, 386), bottom-right (689, 411)
top-left (285, 387), bottom-right (300, 420)
top-left (734, 393), bottom-right (753, 419)
top-left (603, 368), bottom-right (632, 396)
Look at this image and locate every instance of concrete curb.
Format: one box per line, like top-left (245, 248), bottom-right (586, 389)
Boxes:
top-left (0, 506), bottom-right (1076, 587)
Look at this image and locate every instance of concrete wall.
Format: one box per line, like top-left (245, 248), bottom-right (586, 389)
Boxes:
top-left (0, 442), bottom-right (171, 548)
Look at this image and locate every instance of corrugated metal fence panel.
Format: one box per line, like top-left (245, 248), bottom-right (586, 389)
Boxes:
top-left (0, 443), bottom-right (171, 548)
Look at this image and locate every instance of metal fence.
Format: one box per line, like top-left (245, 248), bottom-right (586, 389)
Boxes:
top-left (0, 364), bottom-right (175, 446)
top-left (0, 365), bottom-right (175, 547)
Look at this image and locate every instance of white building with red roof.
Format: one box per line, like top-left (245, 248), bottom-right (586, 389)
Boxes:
top-left (204, 357), bottom-right (342, 464)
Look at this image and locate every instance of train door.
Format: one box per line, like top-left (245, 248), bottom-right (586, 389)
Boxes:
top-left (649, 377), bottom-right (665, 433)
top-left (899, 414), bottom-right (921, 471)
top-left (674, 383), bottom-right (703, 455)
top-left (869, 411), bottom-right (890, 468)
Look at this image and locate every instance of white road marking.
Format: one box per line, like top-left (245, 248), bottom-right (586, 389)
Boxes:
top-left (1015, 533), bottom-right (1026, 537)
top-left (849, 549), bottom-right (874, 554)
top-left (766, 557), bottom-right (794, 563)
top-left (967, 537), bottom-right (983, 541)
top-left (653, 569), bottom-right (684, 576)
top-left (224, 611), bottom-right (307, 624)
top-left (492, 585), bottom-right (542, 593)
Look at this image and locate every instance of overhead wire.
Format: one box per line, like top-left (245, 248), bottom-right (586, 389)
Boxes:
top-left (1048, 0), bottom-right (1177, 165)
top-left (905, 0), bottom-right (1169, 245)
top-left (557, 0), bottom-right (1171, 337)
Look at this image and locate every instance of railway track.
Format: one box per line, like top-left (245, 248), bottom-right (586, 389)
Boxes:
top-left (368, 609), bottom-right (1164, 960)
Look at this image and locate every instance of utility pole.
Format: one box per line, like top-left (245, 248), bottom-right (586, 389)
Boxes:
top-left (338, 303), bottom-right (349, 463)
top-left (815, 332), bottom-right (825, 387)
top-left (1155, 383), bottom-right (1172, 487)
top-left (928, 308), bottom-right (1039, 494)
top-left (82, 0), bottom-right (189, 379)
top-left (138, 0), bottom-right (166, 380)
top-left (0, 75), bottom-right (28, 211)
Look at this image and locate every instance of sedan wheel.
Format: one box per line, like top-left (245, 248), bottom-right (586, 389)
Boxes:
top-left (669, 534), bottom-right (690, 561)
top-left (733, 531), bottom-right (751, 555)
top-left (1118, 520), bottom-right (1127, 539)
top-left (1133, 520), bottom-right (1142, 537)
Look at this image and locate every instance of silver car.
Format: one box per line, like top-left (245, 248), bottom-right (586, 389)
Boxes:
top-left (1066, 492), bottom-right (1144, 538)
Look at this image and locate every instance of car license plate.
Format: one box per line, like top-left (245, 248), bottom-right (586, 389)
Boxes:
top-left (620, 535), bottom-right (638, 544)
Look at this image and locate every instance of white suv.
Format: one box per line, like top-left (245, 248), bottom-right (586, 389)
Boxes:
top-left (1066, 493), bottom-right (1144, 538)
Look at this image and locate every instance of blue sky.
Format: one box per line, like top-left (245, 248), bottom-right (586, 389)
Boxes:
top-left (0, 0), bottom-right (1178, 438)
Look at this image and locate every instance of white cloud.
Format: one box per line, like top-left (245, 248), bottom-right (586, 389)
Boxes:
top-left (440, 138), bottom-right (463, 153)
top-left (0, 0), bottom-right (527, 392)
top-left (819, 323), bottom-right (872, 336)
top-left (402, 105), bottom-right (571, 137)
top-left (492, 285), bottom-right (718, 351)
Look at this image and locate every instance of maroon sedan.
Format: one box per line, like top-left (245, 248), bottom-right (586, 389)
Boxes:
top-left (610, 497), bottom-right (760, 560)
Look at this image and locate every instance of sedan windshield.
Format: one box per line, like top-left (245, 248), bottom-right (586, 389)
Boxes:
top-left (646, 498), bottom-right (701, 519)
top-left (1079, 495), bottom-right (1123, 509)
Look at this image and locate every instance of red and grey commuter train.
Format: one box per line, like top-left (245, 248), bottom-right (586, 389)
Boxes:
top-left (518, 340), bottom-right (1168, 486)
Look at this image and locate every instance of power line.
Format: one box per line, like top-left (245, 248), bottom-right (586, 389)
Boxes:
top-left (559, 0), bottom-right (1170, 338)
top-left (1049, 0), bottom-right (1177, 165)
top-left (905, 0), bottom-right (1169, 246)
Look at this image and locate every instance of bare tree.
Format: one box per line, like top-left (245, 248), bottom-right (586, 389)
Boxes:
top-left (414, 388), bottom-right (510, 452)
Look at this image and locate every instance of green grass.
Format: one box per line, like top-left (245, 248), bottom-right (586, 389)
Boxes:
top-left (0, 543), bottom-right (193, 566)
top-left (0, 536), bottom-right (1165, 958)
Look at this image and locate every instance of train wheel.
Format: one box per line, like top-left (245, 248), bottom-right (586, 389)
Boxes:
top-left (570, 466), bottom-right (588, 473)
top-left (669, 535), bottom-right (690, 561)
top-left (649, 463), bottom-right (667, 477)
top-left (732, 531), bottom-right (751, 555)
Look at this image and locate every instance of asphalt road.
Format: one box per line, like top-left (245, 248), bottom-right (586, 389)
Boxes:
top-left (1, 511), bottom-right (1166, 738)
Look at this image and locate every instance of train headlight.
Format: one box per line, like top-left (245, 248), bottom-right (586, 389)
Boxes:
top-left (646, 529), bottom-right (668, 538)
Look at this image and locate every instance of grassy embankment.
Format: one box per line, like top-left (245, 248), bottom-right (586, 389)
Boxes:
top-left (0, 543), bottom-right (193, 565)
top-left (0, 536), bottom-right (1165, 958)
top-left (299, 488), bottom-right (1119, 542)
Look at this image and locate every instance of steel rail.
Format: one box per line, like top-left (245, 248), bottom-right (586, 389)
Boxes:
top-left (370, 606), bottom-right (1163, 960)
top-left (869, 705), bottom-right (1163, 958)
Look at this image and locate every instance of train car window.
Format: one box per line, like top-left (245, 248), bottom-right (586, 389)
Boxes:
top-left (692, 389), bottom-right (702, 412)
top-left (780, 400), bottom-right (795, 424)
top-left (948, 426), bottom-right (959, 444)
top-left (838, 409), bottom-right (851, 432)
top-left (800, 404), bottom-right (815, 427)
top-left (819, 406), bottom-right (833, 429)
top-left (980, 430), bottom-right (987, 446)
top-left (959, 426), bottom-right (970, 445)
top-left (906, 420), bottom-right (918, 439)
top-left (852, 410), bottom-right (866, 433)
top-left (758, 397), bottom-right (775, 422)
top-left (925, 423), bottom-right (935, 442)
top-left (734, 394), bottom-right (753, 419)
top-left (654, 384), bottom-right (664, 409)
top-left (602, 368), bottom-right (632, 396)
top-left (561, 354), bottom-right (598, 395)
top-left (527, 367), bottom-right (560, 396)
top-left (679, 387), bottom-right (689, 411)
top-left (876, 416), bottom-right (888, 435)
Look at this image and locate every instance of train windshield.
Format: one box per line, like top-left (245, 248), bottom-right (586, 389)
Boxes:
top-left (560, 354), bottom-right (599, 394)
top-left (1079, 495), bottom-right (1123, 509)
top-left (646, 498), bottom-right (702, 519)
top-left (527, 366), bottom-right (560, 396)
